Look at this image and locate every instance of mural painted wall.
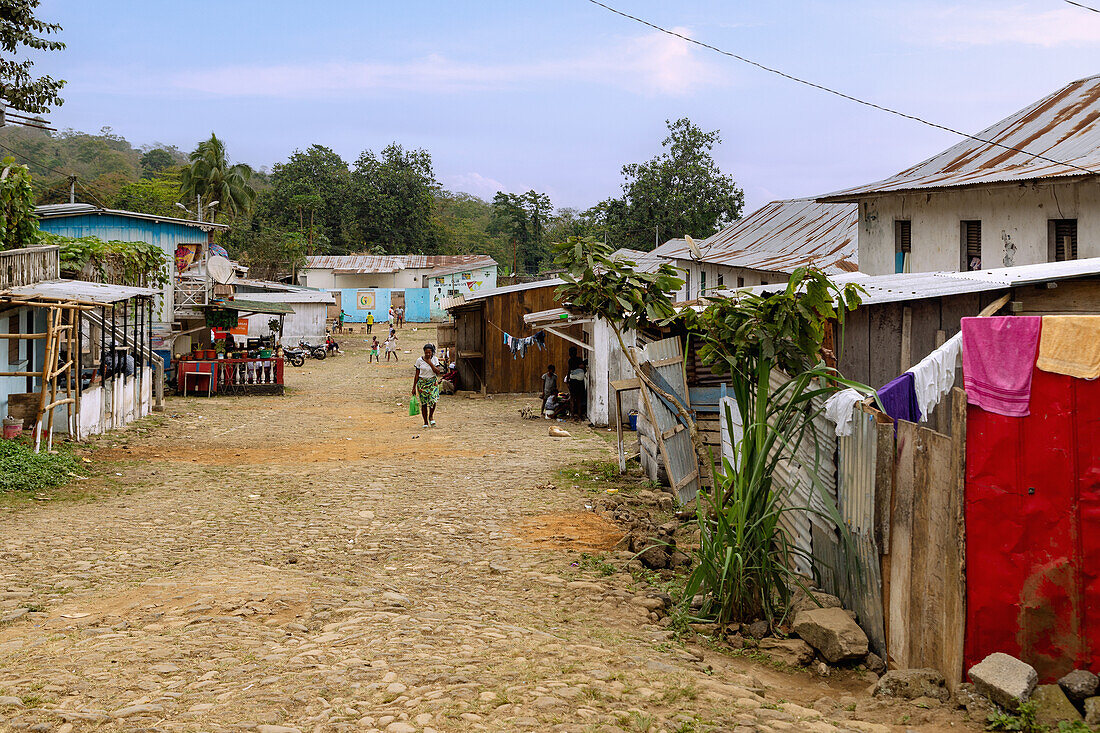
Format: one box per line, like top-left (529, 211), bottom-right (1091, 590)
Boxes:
top-left (337, 287), bottom-right (431, 323)
top-left (428, 265), bottom-right (498, 320)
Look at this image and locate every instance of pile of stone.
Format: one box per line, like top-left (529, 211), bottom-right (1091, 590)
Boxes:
top-left (687, 587), bottom-right (887, 678)
top-left (874, 651), bottom-right (1100, 728)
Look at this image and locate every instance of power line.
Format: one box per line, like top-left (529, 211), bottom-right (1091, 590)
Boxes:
top-left (585, 0), bottom-right (1100, 176)
top-left (1065, 0), bottom-right (1100, 13)
top-left (0, 140), bottom-right (70, 178)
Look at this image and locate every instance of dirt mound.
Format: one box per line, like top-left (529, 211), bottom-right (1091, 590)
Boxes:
top-left (516, 511), bottom-right (625, 551)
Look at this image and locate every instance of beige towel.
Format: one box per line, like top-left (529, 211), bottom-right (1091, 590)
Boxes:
top-left (1036, 316), bottom-right (1100, 379)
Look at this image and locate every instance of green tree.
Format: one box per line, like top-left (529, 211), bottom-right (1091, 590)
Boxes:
top-left (610, 118), bottom-right (744, 251)
top-left (348, 143), bottom-right (439, 254)
top-left (225, 224), bottom-right (307, 281)
top-left (0, 0), bottom-right (65, 114)
top-left (179, 133), bottom-right (256, 221)
top-left (260, 145), bottom-right (350, 253)
top-left (139, 148), bottom-right (174, 178)
top-left (488, 190), bottom-right (554, 273)
top-left (113, 172), bottom-right (181, 217)
top-left (0, 156), bottom-right (37, 250)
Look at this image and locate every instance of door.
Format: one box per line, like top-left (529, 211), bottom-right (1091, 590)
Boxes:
top-left (965, 366), bottom-right (1100, 681)
top-left (391, 290), bottom-right (405, 309)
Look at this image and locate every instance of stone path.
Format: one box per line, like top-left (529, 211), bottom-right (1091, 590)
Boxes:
top-left (0, 328), bottom-right (980, 732)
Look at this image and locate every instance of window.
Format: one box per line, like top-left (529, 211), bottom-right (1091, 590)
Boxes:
top-left (699, 269), bottom-right (707, 295)
top-left (717, 273), bottom-right (724, 288)
top-left (1050, 219), bottom-right (1078, 262)
top-left (684, 270), bottom-right (691, 298)
top-left (961, 220), bottom-right (982, 271)
top-left (736, 276), bottom-right (744, 288)
top-left (894, 220), bottom-right (912, 273)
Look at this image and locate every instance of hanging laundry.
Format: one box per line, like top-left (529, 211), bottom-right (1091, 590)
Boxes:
top-left (1036, 315), bottom-right (1100, 379)
top-left (961, 316), bottom-right (1042, 417)
top-left (502, 330), bottom-right (546, 359)
top-left (907, 331), bottom-right (962, 419)
top-left (877, 372), bottom-right (921, 425)
top-left (823, 388), bottom-right (866, 437)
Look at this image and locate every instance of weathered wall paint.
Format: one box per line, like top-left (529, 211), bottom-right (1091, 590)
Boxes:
top-left (427, 265), bottom-right (497, 320)
top-left (858, 180), bottom-right (1100, 275)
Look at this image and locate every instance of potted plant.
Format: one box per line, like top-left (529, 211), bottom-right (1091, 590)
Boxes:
top-left (214, 339), bottom-right (226, 359)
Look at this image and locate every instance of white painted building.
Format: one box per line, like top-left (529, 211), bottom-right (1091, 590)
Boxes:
top-left (820, 74), bottom-right (1100, 276)
top-left (297, 254), bottom-right (496, 291)
top-left (651, 198), bottom-right (859, 301)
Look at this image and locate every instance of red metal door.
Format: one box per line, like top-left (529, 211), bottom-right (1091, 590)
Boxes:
top-left (965, 367), bottom-right (1100, 681)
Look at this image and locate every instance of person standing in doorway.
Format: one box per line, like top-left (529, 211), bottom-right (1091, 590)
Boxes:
top-left (366, 312), bottom-right (374, 333)
top-left (412, 343), bottom-right (446, 427)
top-left (567, 347), bottom-right (587, 421)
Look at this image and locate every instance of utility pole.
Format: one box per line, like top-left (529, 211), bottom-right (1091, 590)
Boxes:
top-left (67, 175), bottom-right (76, 204)
top-left (655, 225), bottom-right (659, 249)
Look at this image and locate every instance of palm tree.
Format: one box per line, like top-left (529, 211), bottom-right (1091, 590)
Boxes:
top-left (179, 133), bottom-right (256, 221)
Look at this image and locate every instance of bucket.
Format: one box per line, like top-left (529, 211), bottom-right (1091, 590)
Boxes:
top-left (2, 418), bottom-right (21, 440)
top-left (628, 411), bottom-right (639, 431)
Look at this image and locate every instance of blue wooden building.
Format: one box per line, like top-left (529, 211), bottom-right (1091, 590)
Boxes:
top-left (35, 203), bottom-right (228, 329)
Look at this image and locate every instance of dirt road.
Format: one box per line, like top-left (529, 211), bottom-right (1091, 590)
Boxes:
top-left (0, 327), bottom-right (978, 732)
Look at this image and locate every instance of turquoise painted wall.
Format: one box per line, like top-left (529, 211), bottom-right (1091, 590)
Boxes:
top-left (337, 288), bottom-right (430, 323)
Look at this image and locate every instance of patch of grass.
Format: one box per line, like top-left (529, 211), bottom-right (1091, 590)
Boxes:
top-left (0, 438), bottom-right (85, 494)
top-left (619, 710), bottom-right (655, 732)
top-left (577, 553), bottom-right (617, 577)
top-left (554, 459), bottom-right (650, 496)
top-left (659, 682), bottom-right (699, 704)
top-left (985, 700), bottom-right (1042, 731)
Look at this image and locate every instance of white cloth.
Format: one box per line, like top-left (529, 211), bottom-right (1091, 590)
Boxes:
top-left (907, 332), bottom-right (962, 420)
top-left (415, 355), bottom-right (440, 378)
top-left (824, 388), bottom-right (865, 437)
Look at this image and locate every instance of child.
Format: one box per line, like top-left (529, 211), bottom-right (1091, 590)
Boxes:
top-left (369, 336), bottom-right (380, 363)
top-left (385, 332), bottom-right (399, 361)
top-left (540, 364), bottom-right (558, 410)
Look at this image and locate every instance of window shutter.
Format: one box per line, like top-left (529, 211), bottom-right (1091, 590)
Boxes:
top-left (1054, 220), bottom-right (1077, 261)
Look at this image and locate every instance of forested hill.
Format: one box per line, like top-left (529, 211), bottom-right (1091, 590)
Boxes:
top-left (0, 118), bottom-right (744, 278)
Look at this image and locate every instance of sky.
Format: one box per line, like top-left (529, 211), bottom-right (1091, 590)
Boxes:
top-left (27, 0), bottom-right (1100, 214)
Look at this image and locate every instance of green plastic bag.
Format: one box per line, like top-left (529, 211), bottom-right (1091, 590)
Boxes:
top-left (409, 395), bottom-right (420, 416)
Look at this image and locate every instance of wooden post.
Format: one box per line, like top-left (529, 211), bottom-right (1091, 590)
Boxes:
top-left (945, 387), bottom-right (968, 689)
top-left (615, 387), bottom-right (625, 473)
top-left (34, 307), bottom-right (57, 453)
top-left (900, 306), bottom-right (913, 372)
top-left (64, 308), bottom-right (74, 438)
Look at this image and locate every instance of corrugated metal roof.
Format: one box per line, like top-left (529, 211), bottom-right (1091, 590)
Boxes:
top-left (820, 74), bottom-right (1100, 201)
top-left (739, 256), bottom-right (1100, 305)
top-left (655, 199), bottom-right (859, 275)
top-left (2, 278), bottom-right (159, 304)
top-left (611, 248), bottom-right (667, 274)
top-left (35, 203), bottom-right (230, 231)
top-left (303, 254), bottom-right (495, 274)
top-left (454, 277), bottom-right (564, 304)
top-left (233, 291), bottom-right (335, 304)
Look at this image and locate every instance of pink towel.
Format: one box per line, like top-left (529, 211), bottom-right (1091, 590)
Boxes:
top-left (961, 316), bottom-right (1042, 417)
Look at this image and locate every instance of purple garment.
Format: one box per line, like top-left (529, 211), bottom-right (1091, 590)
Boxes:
top-left (877, 372), bottom-right (922, 425)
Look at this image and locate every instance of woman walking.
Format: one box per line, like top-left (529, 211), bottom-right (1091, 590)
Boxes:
top-left (412, 343), bottom-right (446, 427)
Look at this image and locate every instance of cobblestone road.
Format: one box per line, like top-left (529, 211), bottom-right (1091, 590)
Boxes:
top-left (0, 329), bottom-right (979, 732)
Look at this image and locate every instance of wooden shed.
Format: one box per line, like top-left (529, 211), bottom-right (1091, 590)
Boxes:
top-left (446, 279), bottom-right (581, 394)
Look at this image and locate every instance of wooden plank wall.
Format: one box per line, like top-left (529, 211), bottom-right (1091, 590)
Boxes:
top-left (453, 305), bottom-right (485, 391)
top-left (881, 389), bottom-right (967, 688)
top-left (482, 285), bottom-right (581, 394)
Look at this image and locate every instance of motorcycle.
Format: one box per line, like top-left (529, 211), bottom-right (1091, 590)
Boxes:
top-left (281, 345), bottom-right (307, 367)
top-left (299, 340), bottom-right (327, 360)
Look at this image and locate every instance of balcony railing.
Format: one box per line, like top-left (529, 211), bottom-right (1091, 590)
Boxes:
top-left (174, 277), bottom-right (210, 314)
top-left (0, 245), bottom-right (61, 289)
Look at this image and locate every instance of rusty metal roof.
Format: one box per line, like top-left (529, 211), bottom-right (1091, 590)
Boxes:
top-left (302, 254), bottom-right (495, 274)
top-left (655, 199), bottom-right (859, 275)
top-left (820, 74), bottom-right (1100, 201)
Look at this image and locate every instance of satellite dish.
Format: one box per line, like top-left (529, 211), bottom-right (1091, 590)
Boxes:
top-left (207, 255), bottom-right (236, 285)
top-left (685, 235), bottom-right (702, 259)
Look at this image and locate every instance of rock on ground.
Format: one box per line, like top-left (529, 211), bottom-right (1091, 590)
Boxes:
top-left (1031, 684), bottom-right (1083, 727)
top-left (1059, 669), bottom-right (1099, 702)
top-left (873, 669), bottom-right (949, 702)
top-left (1085, 696), bottom-right (1100, 725)
top-left (756, 638), bottom-right (814, 667)
top-left (968, 652), bottom-right (1038, 711)
top-left (789, 588), bottom-right (842, 615)
top-left (792, 607), bottom-right (869, 663)
top-left (953, 682), bottom-right (1000, 718)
